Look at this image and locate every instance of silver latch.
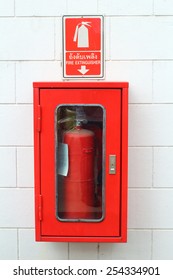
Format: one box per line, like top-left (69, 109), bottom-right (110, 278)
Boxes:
top-left (109, 155), bottom-right (116, 174)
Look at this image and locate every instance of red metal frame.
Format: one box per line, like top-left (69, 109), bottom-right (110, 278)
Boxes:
top-left (33, 82), bottom-right (128, 242)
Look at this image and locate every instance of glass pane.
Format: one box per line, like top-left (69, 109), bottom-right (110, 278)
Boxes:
top-left (55, 105), bottom-right (105, 222)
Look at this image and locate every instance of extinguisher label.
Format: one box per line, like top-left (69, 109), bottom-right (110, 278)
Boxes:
top-left (62, 15), bottom-right (104, 79)
top-left (57, 143), bottom-right (69, 176)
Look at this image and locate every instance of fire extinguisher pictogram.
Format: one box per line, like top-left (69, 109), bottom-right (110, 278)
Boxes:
top-left (62, 121), bottom-right (95, 220)
top-left (73, 21), bottom-right (91, 48)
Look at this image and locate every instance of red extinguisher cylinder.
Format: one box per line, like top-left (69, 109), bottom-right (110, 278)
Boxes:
top-left (63, 125), bottom-right (95, 219)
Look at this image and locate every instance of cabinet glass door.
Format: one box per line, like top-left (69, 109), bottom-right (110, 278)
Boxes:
top-left (55, 105), bottom-right (105, 222)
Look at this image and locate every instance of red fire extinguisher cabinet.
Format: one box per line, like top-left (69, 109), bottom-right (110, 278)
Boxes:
top-left (33, 82), bottom-right (128, 242)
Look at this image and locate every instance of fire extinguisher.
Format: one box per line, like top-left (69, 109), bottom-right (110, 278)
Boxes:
top-left (73, 21), bottom-right (91, 48)
top-left (83, 123), bottom-right (103, 218)
top-left (62, 121), bottom-right (95, 220)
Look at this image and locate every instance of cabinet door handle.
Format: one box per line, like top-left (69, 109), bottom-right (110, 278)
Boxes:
top-left (109, 155), bottom-right (116, 174)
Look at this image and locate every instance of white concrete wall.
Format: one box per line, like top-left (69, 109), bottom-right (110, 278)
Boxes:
top-left (0, 0), bottom-right (173, 260)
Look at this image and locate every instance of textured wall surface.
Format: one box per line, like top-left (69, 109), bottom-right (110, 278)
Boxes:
top-left (0, 0), bottom-right (173, 260)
